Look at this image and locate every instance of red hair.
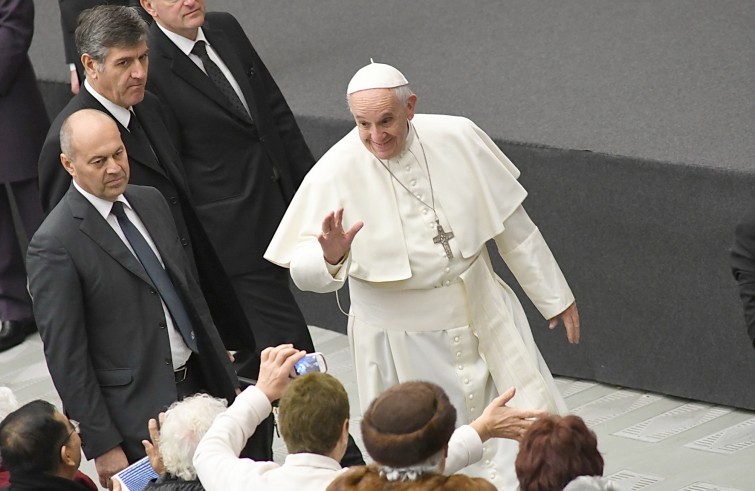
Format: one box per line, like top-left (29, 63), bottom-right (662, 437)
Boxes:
top-left (515, 415), bottom-right (604, 491)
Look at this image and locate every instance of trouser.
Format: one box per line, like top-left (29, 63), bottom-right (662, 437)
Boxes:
top-left (0, 178), bottom-right (44, 321)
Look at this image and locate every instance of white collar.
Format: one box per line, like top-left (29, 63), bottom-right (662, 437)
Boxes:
top-left (282, 453), bottom-right (342, 470)
top-left (73, 180), bottom-right (131, 220)
top-left (84, 80), bottom-right (132, 129)
top-left (157, 22), bottom-right (209, 57)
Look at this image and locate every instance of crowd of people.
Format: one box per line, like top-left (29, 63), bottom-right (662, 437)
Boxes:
top-left (0, 0), bottom-right (626, 489)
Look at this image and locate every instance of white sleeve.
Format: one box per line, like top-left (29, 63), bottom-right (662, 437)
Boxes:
top-left (444, 425), bottom-right (483, 474)
top-left (193, 387), bottom-right (280, 491)
top-left (289, 241), bottom-right (351, 293)
top-left (494, 206), bottom-right (575, 320)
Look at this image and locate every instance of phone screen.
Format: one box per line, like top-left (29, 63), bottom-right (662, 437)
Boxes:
top-left (294, 353), bottom-right (324, 376)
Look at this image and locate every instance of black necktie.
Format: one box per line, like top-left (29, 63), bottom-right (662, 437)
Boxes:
top-left (191, 40), bottom-right (252, 123)
top-left (127, 112), bottom-right (158, 163)
top-left (111, 201), bottom-right (198, 353)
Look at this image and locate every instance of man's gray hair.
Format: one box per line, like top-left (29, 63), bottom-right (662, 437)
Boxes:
top-left (158, 394), bottom-right (227, 481)
top-left (0, 387), bottom-right (20, 422)
top-left (75, 5), bottom-right (148, 68)
top-left (346, 84), bottom-right (415, 108)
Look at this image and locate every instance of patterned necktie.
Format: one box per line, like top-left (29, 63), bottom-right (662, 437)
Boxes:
top-left (111, 201), bottom-right (198, 352)
top-left (191, 40), bottom-right (252, 123)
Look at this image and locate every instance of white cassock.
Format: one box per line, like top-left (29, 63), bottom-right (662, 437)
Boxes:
top-left (265, 114), bottom-right (573, 490)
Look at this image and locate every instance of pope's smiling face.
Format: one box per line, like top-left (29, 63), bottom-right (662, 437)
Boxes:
top-left (349, 88), bottom-right (417, 160)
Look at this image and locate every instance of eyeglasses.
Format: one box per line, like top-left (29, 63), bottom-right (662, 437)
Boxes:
top-left (61, 419), bottom-right (81, 447)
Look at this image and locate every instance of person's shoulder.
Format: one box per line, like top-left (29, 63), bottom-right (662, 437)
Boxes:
top-left (413, 113), bottom-right (479, 136)
top-left (205, 11), bottom-right (241, 29)
top-left (435, 473), bottom-right (497, 490)
top-left (125, 184), bottom-right (165, 203)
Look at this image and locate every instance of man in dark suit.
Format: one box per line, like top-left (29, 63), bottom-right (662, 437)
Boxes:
top-left (27, 109), bottom-right (239, 489)
top-left (58, 0), bottom-right (147, 94)
top-left (0, 0), bottom-right (49, 352)
top-left (139, 0), bottom-right (316, 372)
top-left (38, 5), bottom-right (256, 367)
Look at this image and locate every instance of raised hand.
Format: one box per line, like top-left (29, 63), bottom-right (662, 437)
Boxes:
top-left (318, 208), bottom-right (364, 265)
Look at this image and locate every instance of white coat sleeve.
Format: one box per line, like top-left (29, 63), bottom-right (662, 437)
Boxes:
top-left (193, 386), bottom-right (280, 491)
top-left (444, 425), bottom-right (484, 474)
top-left (289, 240), bottom-right (351, 293)
top-left (494, 206), bottom-right (575, 320)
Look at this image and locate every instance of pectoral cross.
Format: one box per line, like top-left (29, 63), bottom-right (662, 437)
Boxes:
top-left (433, 220), bottom-right (455, 259)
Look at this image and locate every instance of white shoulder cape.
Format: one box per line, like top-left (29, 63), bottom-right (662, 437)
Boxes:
top-left (265, 114), bottom-right (528, 283)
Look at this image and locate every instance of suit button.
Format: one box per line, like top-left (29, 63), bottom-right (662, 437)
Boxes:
top-left (259, 136), bottom-right (266, 142)
top-left (164, 358), bottom-right (171, 365)
top-left (159, 321), bottom-right (166, 329)
top-left (169, 196), bottom-right (178, 205)
top-left (149, 288), bottom-right (157, 294)
top-left (180, 237), bottom-right (189, 247)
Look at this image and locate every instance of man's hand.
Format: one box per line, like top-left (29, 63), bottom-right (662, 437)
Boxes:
top-left (318, 208), bottom-right (364, 265)
top-left (69, 68), bottom-right (80, 95)
top-left (470, 387), bottom-right (549, 442)
top-left (95, 445), bottom-right (129, 490)
top-left (141, 413), bottom-right (166, 475)
top-left (548, 301), bottom-right (580, 344)
top-left (254, 344), bottom-right (306, 402)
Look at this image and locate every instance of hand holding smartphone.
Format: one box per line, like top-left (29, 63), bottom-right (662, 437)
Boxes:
top-left (292, 352), bottom-right (327, 377)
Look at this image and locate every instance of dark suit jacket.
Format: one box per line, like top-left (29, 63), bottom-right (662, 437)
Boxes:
top-left (732, 203), bottom-right (755, 348)
top-left (27, 185), bottom-right (239, 461)
top-left (37, 88), bottom-right (256, 351)
top-left (146, 13), bottom-right (314, 275)
top-left (0, 0), bottom-right (49, 183)
top-left (57, 0), bottom-right (146, 82)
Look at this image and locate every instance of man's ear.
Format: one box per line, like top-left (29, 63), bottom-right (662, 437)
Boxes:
top-left (140, 0), bottom-right (157, 17)
top-left (81, 53), bottom-right (97, 80)
top-left (59, 443), bottom-right (77, 468)
top-left (60, 153), bottom-right (76, 178)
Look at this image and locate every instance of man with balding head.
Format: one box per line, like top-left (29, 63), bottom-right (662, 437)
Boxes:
top-left (27, 109), bottom-right (238, 489)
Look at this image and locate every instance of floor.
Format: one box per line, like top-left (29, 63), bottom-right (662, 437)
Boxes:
top-left (1, 326), bottom-right (752, 490)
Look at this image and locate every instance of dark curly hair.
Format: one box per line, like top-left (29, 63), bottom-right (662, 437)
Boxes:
top-left (515, 414), bottom-right (604, 491)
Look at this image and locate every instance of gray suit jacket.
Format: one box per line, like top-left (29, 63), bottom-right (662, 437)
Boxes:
top-left (27, 184), bottom-right (238, 461)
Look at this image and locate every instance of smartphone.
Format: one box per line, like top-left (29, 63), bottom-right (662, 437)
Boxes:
top-left (293, 352), bottom-right (328, 377)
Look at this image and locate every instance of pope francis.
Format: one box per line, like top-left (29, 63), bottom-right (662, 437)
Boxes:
top-left (265, 62), bottom-right (580, 490)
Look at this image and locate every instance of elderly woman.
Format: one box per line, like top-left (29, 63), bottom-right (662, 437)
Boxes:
top-left (327, 381), bottom-right (497, 491)
top-left (144, 394), bottom-right (227, 491)
top-left (515, 414), bottom-right (617, 491)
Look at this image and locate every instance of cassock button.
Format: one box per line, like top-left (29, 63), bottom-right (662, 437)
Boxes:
top-left (405, 165), bottom-right (411, 172)
top-left (490, 472), bottom-right (496, 480)
top-left (445, 267), bottom-right (450, 273)
top-left (180, 238), bottom-right (189, 246)
top-left (468, 393), bottom-right (474, 399)
top-left (422, 209), bottom-right (428, 215)
top-left (456, 351), bottom-right (462, 358)
top-left (457, 365), bottom-right (463, 370)
top-left (464, 378), bottom-right (469, 384)
top-left (410, 179), bottom-right (417, 187)
top-left (444, 280), bottom-right (450, 286)
top-left (454, 336), bottom-right (460, 342)
top-left (169, 196), bottom-right (178, 205)
top-left (159, 321), bottom-right (166, 329)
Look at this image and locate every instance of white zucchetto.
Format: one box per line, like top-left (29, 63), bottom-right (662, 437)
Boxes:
top-left (346, 60), bottom-right (409, 95)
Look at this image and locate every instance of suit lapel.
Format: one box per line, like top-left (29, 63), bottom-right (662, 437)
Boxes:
top-left (67, 186), bottom-right (155, 287)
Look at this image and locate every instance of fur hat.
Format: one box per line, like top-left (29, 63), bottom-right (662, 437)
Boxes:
top-left (361, 381), bottom-right (457, 467)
